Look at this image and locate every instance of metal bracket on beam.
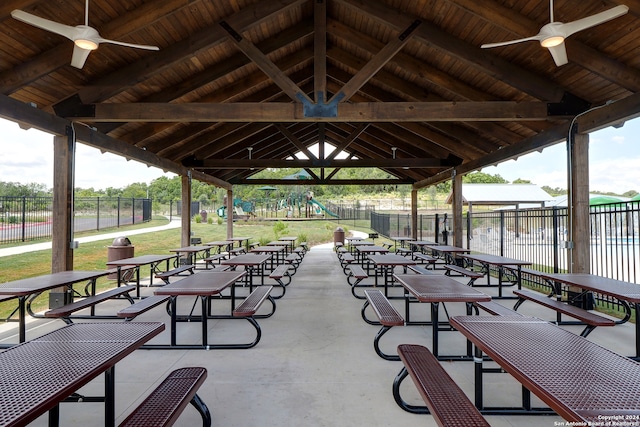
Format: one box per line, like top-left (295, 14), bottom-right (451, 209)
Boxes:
top-left (547, 93), bottom-right (591, 116)
top-left (52, 94), bottom-right (95, 118)
top-left (297, 92), bottom-right (343, 118)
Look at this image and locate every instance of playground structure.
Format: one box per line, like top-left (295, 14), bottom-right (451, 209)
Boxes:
top-left (216, 191), bottom-right (338, 219)
top-left (216, 199), bottom-right (255, 220)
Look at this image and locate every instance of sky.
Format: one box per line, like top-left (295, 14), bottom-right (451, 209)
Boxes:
top-left (0, 116), bottom-right (639, 193)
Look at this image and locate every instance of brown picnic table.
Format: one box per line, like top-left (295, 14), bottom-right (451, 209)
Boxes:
top-left (394, 274), bottom-right (490, 359)
top-left (106, 254), bottom-right (178, 298)
top-left (0, 270), bottom-right (122, 345)
top-left (0, 322), bottom-right (164, 427)
top-left (451, 315), bottom-right (640, 420)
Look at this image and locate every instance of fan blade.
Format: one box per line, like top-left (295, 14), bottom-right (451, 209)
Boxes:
top-left (547, 43), bottom-right (568, 66)
top-left (71, 44), bottom-right (92, 69)
top-left (96, 38), bottom-right (159, 51)
top-left (559, 5), bottom-right (629, 38)
top-left (11, 10), bottom-right (79, 41)
top-left (481, 35), bottom-right (542, 49)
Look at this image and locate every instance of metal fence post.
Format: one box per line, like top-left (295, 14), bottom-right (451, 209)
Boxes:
top-left (21, 196), bottom-right (26, 242)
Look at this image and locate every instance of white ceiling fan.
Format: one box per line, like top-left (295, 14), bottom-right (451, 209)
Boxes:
top-left (11, 0), bottom-right (159, 69)
top-left (481, 0), bottom-right (628, 66)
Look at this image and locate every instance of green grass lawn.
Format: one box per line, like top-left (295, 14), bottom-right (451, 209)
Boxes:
top-left (0, 218), bottom-right (388, 318)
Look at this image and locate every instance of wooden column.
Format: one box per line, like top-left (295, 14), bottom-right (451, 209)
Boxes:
top-left (50, 132), bottom-right (74, 308)
top-left (411, 189), bottom-right (418, 239)
top-left (568, 133), bottom-right (590, 274)
top-left (181, 174), bottom-right (191, 248)
top-left (226, 188), bottom-right (233, 239)
top-left (451, 172), bottom-right (463, 247)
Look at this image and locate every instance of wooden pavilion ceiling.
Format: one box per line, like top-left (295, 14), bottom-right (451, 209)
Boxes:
top-left (1, 0), bottom-right (640, 189)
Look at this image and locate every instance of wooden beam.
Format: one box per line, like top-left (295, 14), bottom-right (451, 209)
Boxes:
top-left (220, 20), bottom-right (312, 103)
top-left (325, 123), bottom-right (369, 160)
top-left (314, 0), bottom-right (327, 102)
top-left (330, 19), bottom-right (421, 103)
top-left (274, 124), bottom-right (317, 159)
top-left (79, 101), bottom-right (555, 122)
top-left (1, 0), bottom-right (190, 94)
top-left (336, 0), bottom-right (568, 102)
top-left (412, 92), bottom-right (640, 189)
top-left (449, 0), bottom-right (640, 92)
top-left (187, 158), bottom-right (454, 169)
top-left (0, 94), bottom-right (232, 189)
top-left (230, 178), bottom-right (414, 185)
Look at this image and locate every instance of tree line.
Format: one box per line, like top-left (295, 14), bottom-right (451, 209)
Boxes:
top-left (2, 169), bottom-right (634, 204)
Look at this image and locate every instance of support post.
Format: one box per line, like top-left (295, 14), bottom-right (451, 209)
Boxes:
top-left (451, 171), bottom-right (463, 248)
top-left (567, 132), bottom-right (591, 307)
top-left (50, 131), bottom-right (74, 308)
top-left (411, 189), bottom-right (418, 240)
top-left (226, 188), bottom-right (233, 239)
top-left (181, 174), bottom-right (191, 248)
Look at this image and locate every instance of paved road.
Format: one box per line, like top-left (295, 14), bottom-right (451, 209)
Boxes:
top-left (0, 218), bottom-right (181, 258)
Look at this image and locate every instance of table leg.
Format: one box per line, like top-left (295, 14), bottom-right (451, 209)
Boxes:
top-left (105, 366), bottom-right (115, 427)
top-left (170, 297), bottom-right (177, 346)
top-left (431, 302), bottom-right (440, 357)
top-left (474, 345), bottom-right (484, 410)
top-left (200, 296), bottom-right (208, 347)
top-left (636, 303), bottom-right (640, 359)
top-left (48, 404), bottom-right (60, 427)
top-left (18, 296), bottom-right (26, 343)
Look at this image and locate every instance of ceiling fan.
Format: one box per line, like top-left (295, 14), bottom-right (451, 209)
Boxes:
top-left (11, 0), bottom-right (159, 69)
top-left (481, 0), bottom-right (628, 66)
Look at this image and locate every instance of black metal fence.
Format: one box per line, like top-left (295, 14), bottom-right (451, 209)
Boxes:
top-left (370, 202), bottom-right (640, 315)
top-left (370, 201), bottom-right (640, 286)
top-left (0, 196), bottom-right (152, 244)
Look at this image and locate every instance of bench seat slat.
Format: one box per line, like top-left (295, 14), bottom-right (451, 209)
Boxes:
top-left (396, 344), bottom-right (490, 426)
top-left (117, 295), bottom-right (170, 320)
top-left (474, 300), bottom-right (522, 316)
top-left (233, 286), bottom-right (273, 317)
top-left (118, 367), bottom-right (210, 427)
top-left (364, 290), bottom-right (404, 326)
top-left (444, 264), bottom-right (483, 278)
top-left (45, 286), bottom-right (135, 318)
top-left (513, 289), bottom-right (614, 327)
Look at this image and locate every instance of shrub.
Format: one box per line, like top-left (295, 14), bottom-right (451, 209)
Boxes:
top-left (194, 214), bottom-right (202, 223)
top-left (207, 216), bottom-right (213, 224)
top-left (273, 220), bottom-right (288, 239)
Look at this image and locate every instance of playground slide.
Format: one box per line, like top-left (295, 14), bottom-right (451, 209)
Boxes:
top-left (309, 198), bottom-right (339, 218)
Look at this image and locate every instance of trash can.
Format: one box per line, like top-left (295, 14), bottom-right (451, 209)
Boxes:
top-left (334, 227), bottom-right (345, 245)
top-left (107, 237), bottom-right (134, 279)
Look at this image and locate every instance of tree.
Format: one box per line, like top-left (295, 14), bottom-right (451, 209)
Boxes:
top-left (0, 181), bottom-right (50, 197)
top-left (463, 171), bottom-right (508, 184)
top-left (512, 178), bottom-right (532, 184)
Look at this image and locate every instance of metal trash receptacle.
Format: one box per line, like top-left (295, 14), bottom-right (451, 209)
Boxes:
top-left (333, 227), bottom-right (345, 245)
top-left (107, 237), bottom-right (134, 279)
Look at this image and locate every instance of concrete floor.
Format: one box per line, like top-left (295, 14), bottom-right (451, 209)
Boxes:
top-left (2, 243), bottom-right (636, 426)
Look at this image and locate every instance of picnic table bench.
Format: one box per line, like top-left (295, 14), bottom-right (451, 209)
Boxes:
top-left (443, 264), bottom-right (484, 286)
top-left (392, 344), bottom-right (490, 426)
top-left (117, 294), bottom-right (171, 321)
top-left (119, 367), bottom-right (211, 427)
top-left (407, 265), bottom-right (435, 275)
top-left (203, 254), bottom-right (228, 268)
top-left (155, 264), bottom-right (195, 284)
top-left (44, 285), bottom-right (136, 323)
top-left (412, 252), bottom-right (437, 267)
top-left (513, 289), bottom-right (615, 337)
top-left (268, 264), bottom-right (292, 298)
top-left (147, 271), bottom-right (275, 350)
top-left (474, 300), bottom-right (522, 316)
top-left (361, 289), bottom-right (405, 361)
top-left (346, 264), bottom-right (369, 299)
